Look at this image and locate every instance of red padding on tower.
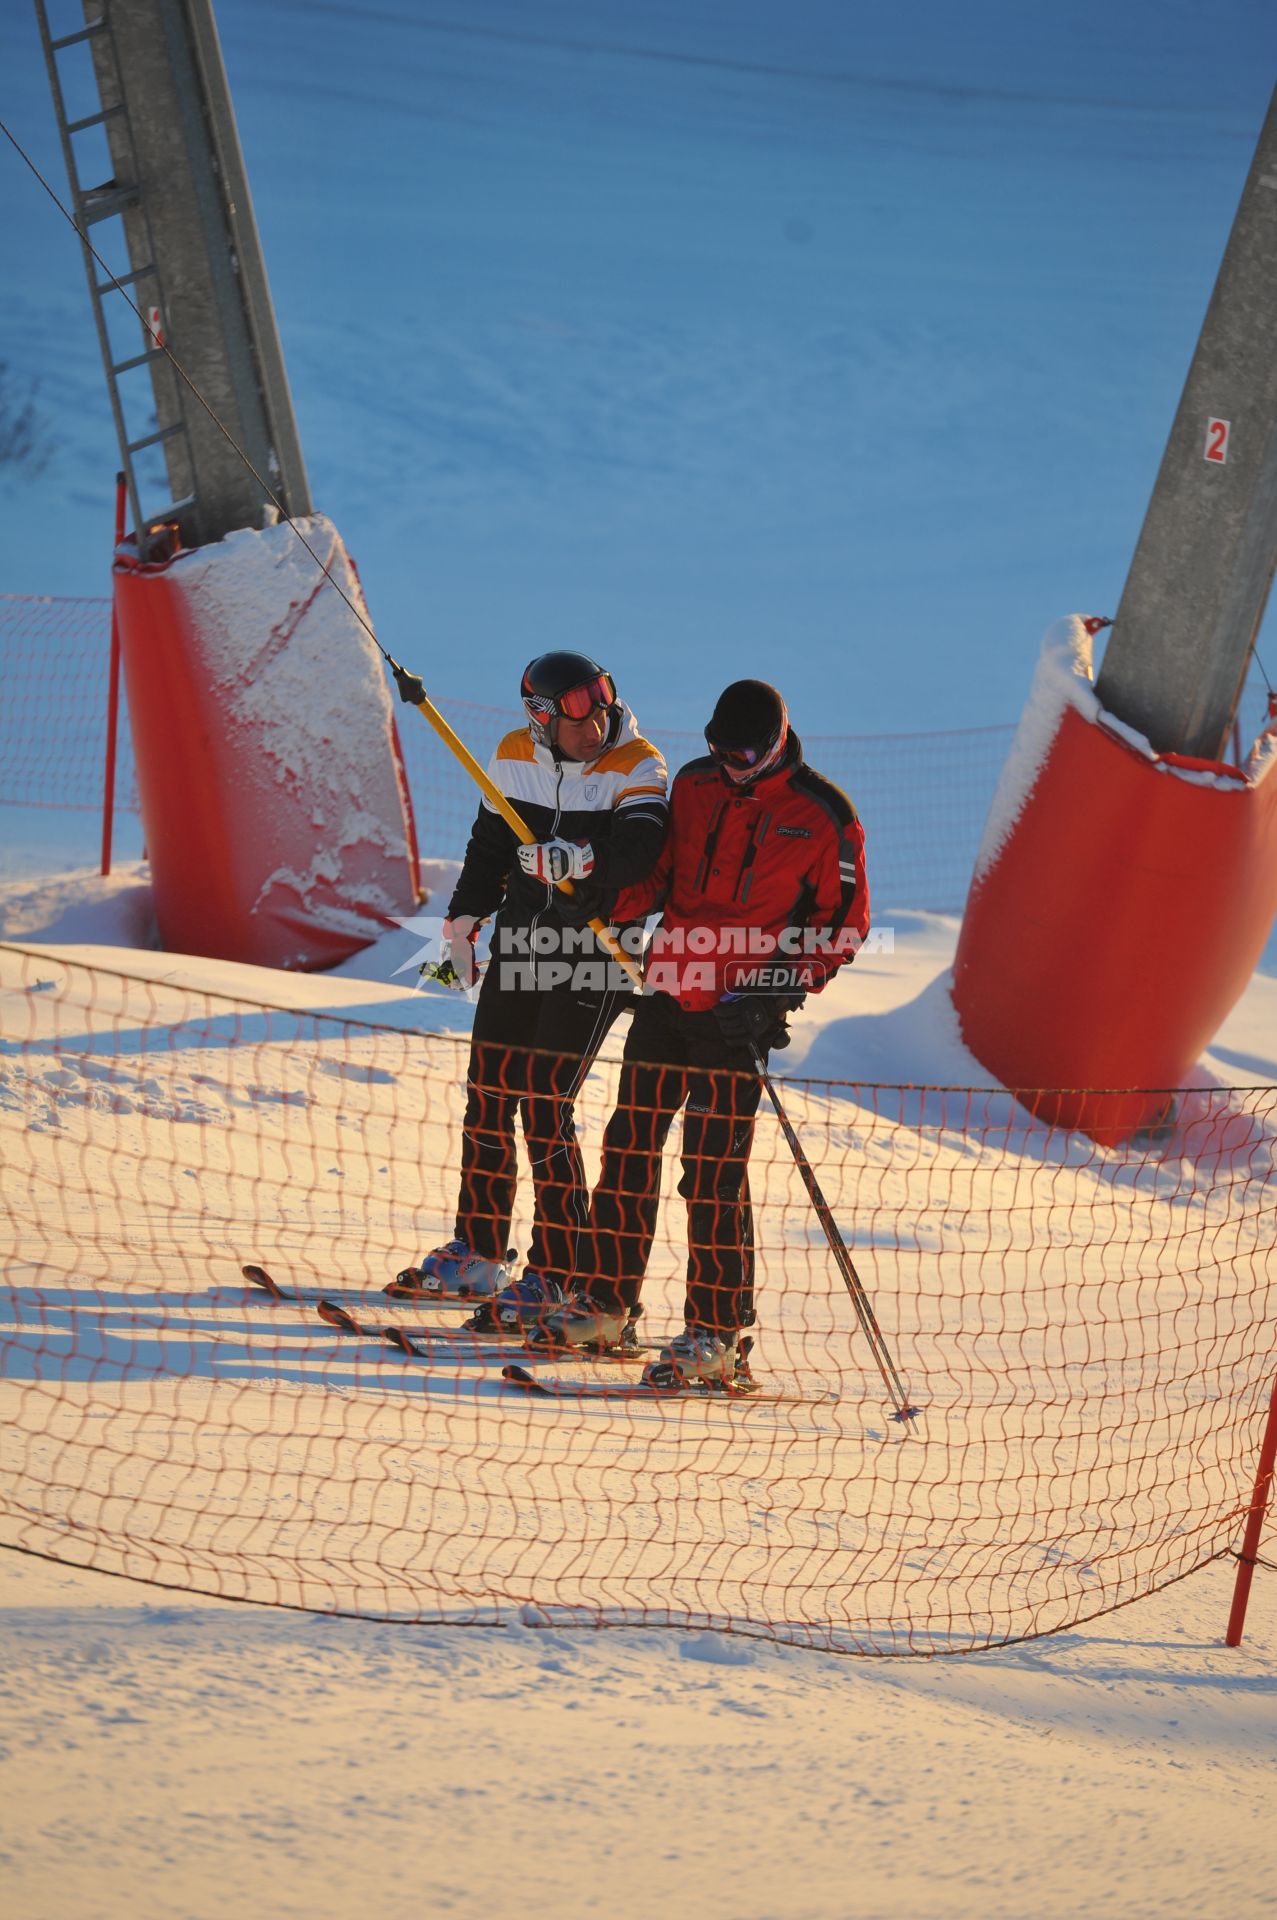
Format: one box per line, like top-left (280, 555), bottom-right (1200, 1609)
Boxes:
top-left (113, 516), bottom-right (420, 970)
top-left (952, 617), bottom-right (1277, 1142)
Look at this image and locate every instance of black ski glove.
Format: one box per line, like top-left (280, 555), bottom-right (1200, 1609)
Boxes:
top-left (541, 876), bottom-right (611, 930)
top-left (712, 991), bottom-right (806, 1052)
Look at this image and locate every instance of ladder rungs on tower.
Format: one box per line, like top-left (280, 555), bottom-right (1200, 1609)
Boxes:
top-left (49, 21), bottom-right (107, 53)
top-left (65, 104), bottom-right (125, 137)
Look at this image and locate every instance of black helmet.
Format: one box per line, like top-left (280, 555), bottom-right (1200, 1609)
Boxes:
top-left (521, 650), bottom-right (618, 748)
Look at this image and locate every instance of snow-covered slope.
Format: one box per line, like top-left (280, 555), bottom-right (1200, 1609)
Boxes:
top-left (3, 1544), bottom-right (1273, 1920)
top-left (3, 5), bottom-right (1277, 1915)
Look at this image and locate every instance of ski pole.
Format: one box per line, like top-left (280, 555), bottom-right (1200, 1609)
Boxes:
top-left (749, 1041), bottom-right (920, 1424)
top-left (387, 656), bottom-right (646, 995)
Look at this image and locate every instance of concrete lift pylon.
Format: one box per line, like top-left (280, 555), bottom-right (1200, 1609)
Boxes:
top-left (35, 0), bottom-right (311, 554)
top-left (32, 0), bottom-right (420, 971)
top-left (1096, 83), bottom-right (1277, 760)
top-left (951, 86), bottom-right (1277, 1142)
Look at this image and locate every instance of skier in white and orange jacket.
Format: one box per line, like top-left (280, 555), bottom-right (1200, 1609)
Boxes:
top-left (407, 651), bottom-right (666, 1317)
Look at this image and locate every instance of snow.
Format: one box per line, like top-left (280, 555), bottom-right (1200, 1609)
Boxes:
top-left (3, 2), bottom-right (1277, 1914)
top-left (154, 515), bottom-right (416, 945)
top-left (175, 518), bottom-right (393, 820)
top-left (973, 616), bottom-right (1277, 884)
top-left (971, 616), bottom-right (1101, 881)
top-left (3, 864), bottom-right (1275, 1916)
top-left (3, 1547), bottom-right (1274, 1920)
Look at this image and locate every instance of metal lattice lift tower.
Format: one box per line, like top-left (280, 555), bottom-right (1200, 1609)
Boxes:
top-left (35, 0), bottom-right (311, 555)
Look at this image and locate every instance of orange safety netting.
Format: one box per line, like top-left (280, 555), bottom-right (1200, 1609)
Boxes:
top-left (2, 943), bottom-right (1273, 1654)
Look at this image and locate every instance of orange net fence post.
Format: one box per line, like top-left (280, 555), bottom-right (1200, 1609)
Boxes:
top-left (2, 941), bottom-right (1273, 1655)
top-left (1225, 1364), bottom-right (1277, 1646)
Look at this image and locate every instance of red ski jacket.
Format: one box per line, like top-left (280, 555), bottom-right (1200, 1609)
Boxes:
top-left (612, 740), bottom-right (869, 1011)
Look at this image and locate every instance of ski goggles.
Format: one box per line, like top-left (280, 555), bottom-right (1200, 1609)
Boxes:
top-left (552, 671), bottom-right (617, 720)
top-left (706, 719), bottom-right (790, 767)
top-left (706, 735), bottom-right (770, 769)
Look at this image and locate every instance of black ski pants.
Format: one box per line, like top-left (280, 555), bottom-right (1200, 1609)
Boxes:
top-left (454, 944), bottom-right (627, 1286)
top-left (582, 990), bottom-right (765, 1334)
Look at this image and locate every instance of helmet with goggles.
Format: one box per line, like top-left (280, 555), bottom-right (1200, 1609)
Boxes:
top-left (521, 651), bottom-right (618, 749)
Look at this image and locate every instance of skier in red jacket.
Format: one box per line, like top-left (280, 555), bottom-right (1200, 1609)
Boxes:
top-left (538, 679), bottom-right (869, 1388)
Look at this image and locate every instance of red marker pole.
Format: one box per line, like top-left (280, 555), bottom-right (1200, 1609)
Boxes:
top-left (1226, 1365), bottom-right (1277, 1647)
top-left (100, 472), bottom-right (126, 877)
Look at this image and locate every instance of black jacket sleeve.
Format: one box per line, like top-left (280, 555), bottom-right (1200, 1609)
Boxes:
top-left (591, 803), bottom-right (669, 894)
top-left (447, 801), bottom-right (517, 922)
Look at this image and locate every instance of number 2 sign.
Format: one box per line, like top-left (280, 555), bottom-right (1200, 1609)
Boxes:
top-left (1205, 418), bottom-right (1230, 464)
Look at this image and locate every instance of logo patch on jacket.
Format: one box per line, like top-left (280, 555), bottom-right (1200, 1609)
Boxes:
top-left (775, 825), bottom-right (810, 838)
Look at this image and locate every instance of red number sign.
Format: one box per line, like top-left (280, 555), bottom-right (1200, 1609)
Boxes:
top-left (1205, 418), bottom-right (1230, 464)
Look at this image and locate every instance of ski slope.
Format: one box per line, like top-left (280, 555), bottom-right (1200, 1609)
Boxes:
top-left (3, 2), bottom-right (1277, 1916)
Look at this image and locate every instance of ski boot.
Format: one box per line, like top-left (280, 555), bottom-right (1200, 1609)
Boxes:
top-left (464, 1268), bottom-right (565, 1334)
top-left (388, 1239), bottom-right (515, 1299)
top-left (528, 1291), bottom-right (641, 1357)
top-left (641, 1327), bottom-right (756, 1394)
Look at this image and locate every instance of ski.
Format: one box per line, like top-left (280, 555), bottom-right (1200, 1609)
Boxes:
top-left (308, 1300), bottom-right (584, 1366)
top-left (242, 1263), bottom-right (386, 1307)
top-left (317, 1298), bottom-right (539, 1349)
top-left (241, 1263), bottom-right (484, 1310)
top-left (499, 1362), bottom-right (815, 1405)
top-left (317, 1297), bottom-right (674, 1356)
top-left (315, 1298), bottom-right (491, 1339)
top-left (382, 1324), bottom-right (665, 1367)
top-left (317, 1298), bottom-right (426, 1337)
